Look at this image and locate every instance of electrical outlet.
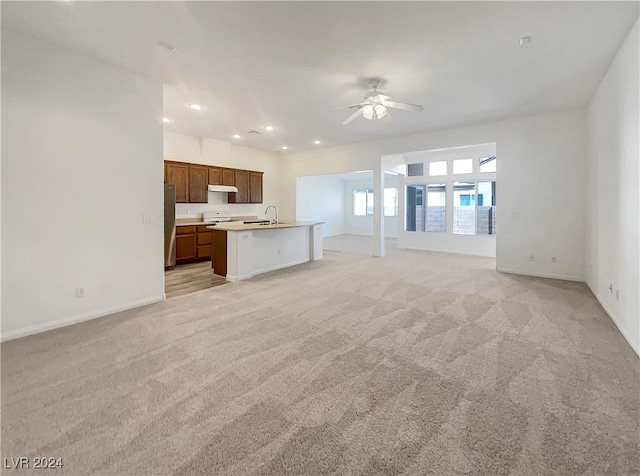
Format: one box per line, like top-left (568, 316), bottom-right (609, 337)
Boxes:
top-left (551, 256), bottom-right (557, 263)
top-left (75, 287), bottom-right (85, 298)
top-left (143, 212), bottom-right (154, 224)
top-left (529, 254), bottom-right (535, 262)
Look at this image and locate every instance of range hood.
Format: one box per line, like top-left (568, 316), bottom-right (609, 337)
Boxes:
top-left (208, 184), bottom-right (238, 193)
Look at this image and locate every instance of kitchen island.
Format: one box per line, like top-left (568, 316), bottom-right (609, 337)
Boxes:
top-left (207, 221), bottom-right (323, 281)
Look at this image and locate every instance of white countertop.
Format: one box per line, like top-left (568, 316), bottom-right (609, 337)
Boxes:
top-left (206, 221), bottom-right (322, 232)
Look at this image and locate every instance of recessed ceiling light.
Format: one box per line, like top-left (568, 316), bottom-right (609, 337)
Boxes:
top-left (162, 117), bottom-right (171, 123)
top-left (281, 146), bottom-right (288, 150)
top-left (232, 134), bottom-right (241, 139)
top-left (519, 36), bottom-right (532, 46)
top-left (189, 103), bottom-right (203, 111)
top-left (265, 126), bottom-right (274, 132)
top-left (314, 140), bottom-right (321, 145)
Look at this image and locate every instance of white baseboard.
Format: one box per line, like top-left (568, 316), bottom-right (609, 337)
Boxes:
top-left (496, 267), bottom-right (584, 282)
top-left (255, 258), bottom-right (309, 276)
top-left (586, 281), bottom-right (640, 358)
top-left (0, 295), bottom-right (165, 342)
top-left (398, 245), bottom-right (495, 258)
top-left (226, 258), bottom-right (312, 282)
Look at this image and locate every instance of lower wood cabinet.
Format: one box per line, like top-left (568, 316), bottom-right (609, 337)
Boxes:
top-left (196, 226), bottom-right (212, 259)
top-left (176, 226), bottom-right (197, 263)
top-left (211, 230), bottom-right (228, 277)
top-left (176, 225), bottom-right (213, 264)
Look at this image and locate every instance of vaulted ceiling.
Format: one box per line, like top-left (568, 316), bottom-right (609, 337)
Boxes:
top-left (3, 1), bottom-right (638, 152)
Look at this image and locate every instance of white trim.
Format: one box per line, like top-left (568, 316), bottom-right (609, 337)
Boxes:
top-left (496, 268), bottom-right (584, 282)
top-left (0, 295), bottom-right (165, 342)
top-left (400, 244), bottom-right (495, 258)
top-left (586, 281), bottom-right (640, 358)
top-left (254, 258), bottom-right (310, 276)
top-left (226, 258), bottom-right (312, 282)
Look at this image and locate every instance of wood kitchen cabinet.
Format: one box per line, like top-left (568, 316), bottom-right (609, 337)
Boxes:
top-left (211, 229), bottom-right (228, 277)
top-left (229, 170), bottom-right (263, 204)
top-left (196, 226), bottom-right (212, 259)
top-left (176, 226), bottom-right (197, 263)
top-left (189, 165), bottom-right (208, 203)
top-left (229, 170), bottom-right (250, 203)
top-left (165, 160), bottom-right (262, 204)
top-left (209, 167), bottom-right (235, 186)
top-left (249, 172), bottom-right (263, 203)
top-left (176, 225), bottom-right (212, 263)
top-left (165, 162), bottom-right (189, 203)
top-left (222, 169), bottom-right (235, 186)
top-left (208, 167), bottom-right (222, 185)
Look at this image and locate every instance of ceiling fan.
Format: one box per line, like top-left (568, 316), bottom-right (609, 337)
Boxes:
top-left (337, 79), bottom-right (424, 124)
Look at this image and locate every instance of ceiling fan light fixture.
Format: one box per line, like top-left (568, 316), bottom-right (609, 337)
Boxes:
top-left (362, 104), bottom-right (387, 120)
top-left (374, 104), bottom-right (387, 119)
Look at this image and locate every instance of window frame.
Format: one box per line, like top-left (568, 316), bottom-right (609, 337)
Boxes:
top-left (405, 154), bottom-right (496, 237)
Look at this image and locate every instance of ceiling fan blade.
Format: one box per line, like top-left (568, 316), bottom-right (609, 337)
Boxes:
top-left (342, 108), bottom-right (363, 124)
top-left (385, 101), bottom-right (424, 112)
top-left (332, 102), bottom-right (367, 110)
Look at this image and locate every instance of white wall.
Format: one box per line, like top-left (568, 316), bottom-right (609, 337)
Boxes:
top-left (342, 177), bottom-right (399, 238)
top-left (343, 179), bottom-right (374, 236)
top-left (296, 175), bottom-right (344, 237)
top-left (281, 109), bottom-right (588, 280)
top-left (1, 31), bottom-right (164, 340)
top-left (586, 19), bottom-right (639, 356)
top-left (163, 131), bottom-right (282, 218)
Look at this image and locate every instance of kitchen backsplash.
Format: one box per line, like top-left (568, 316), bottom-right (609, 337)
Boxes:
top-left (175, 194), bottom-right (265, 219)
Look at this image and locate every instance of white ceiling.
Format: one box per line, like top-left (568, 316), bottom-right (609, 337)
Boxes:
top-left (3, 1), bottom-right (637, 153)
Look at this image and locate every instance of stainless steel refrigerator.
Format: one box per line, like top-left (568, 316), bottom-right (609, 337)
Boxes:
top-left (164, 184), bottom-right (176, 269)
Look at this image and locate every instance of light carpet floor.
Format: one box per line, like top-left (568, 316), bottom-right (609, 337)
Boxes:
top-left (2, 235), bottom-right (638, 475)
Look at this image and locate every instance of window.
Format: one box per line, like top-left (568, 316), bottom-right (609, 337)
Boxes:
top-left (476, 181), bottom-right (496, 235)
top-left (354, 188), bottom-right (398, 216)
top-left (453, 182), bottom-right (476, 235)
top-left (383, 188), bottom-right (398, 217)
top-left (428, 161), bottom-right (447, 176)
top-left (426, 183), bottom-right (446, 232)
top-left (479, 156), bottom-right (496, 173)
top-left (405, 184), bottom-right (425, 232)
top-left (354, 189), bottom-right (373, 216)
top-left (407, 163), bottom-right (424, 176)
top-left (453, 158), bottom-right (473, 174)
top-left (406, 184), bottom-right (446, 232)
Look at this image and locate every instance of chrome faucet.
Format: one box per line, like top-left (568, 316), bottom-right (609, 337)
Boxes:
top-left (265, 205), bottom-right (278, 225)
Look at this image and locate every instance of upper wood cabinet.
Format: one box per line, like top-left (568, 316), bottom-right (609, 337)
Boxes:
top-left (209, 167), bottom-right (235, 186)
top-left (165, 162), bottom-right (189, 203)
top-left (229, 170), bottom-right (263, 204)
top-left (222, 169), bottom-right (235, 186)
top-left (165, 160), bottom-right (262, 204)
top-left (249, 172), bottom-right (263, 204)
top-left (230, 170), bottom-right (250, 203)
top-left (208, 167), bottom-right (222, 185)
top-left (188, 165), bottom-right (208, 203)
